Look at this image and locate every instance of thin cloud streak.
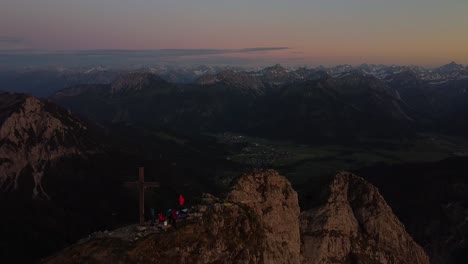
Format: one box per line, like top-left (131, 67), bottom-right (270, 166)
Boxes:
top-left (0, 36), bottom-right (24, 44)
top-left (0, 48), bottom-right (291, 67)
top-left (0, 47), bottom-right (289, 56)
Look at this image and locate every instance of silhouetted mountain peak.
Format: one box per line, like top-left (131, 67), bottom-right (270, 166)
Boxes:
top-left (261, 63), bottom-right (287, 73)
top-left (110, 72), bottom-right (167, 94)
top-left (196, 70), bottom-right (265, 92)
top-left (438, 61), bottom-right (466, 74)
top-left (385, 69), bottom-right (423, 89)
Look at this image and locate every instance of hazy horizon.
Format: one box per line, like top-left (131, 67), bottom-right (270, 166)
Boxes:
top-left (0, 48), bottom-right (466, 69)
top-left (2, 0), bottom-right (468, 66)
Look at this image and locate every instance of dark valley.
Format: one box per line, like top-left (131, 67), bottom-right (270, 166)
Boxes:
top-left (0, 62), bottom-right (467, 263)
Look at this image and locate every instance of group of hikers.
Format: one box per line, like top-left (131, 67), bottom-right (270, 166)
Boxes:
top-left (149, 194), bottom-right (187, 229)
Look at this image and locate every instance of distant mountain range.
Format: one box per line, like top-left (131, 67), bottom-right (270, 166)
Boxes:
top-left (0, 65), bottom-right (232, 97)
top-left (48, 62), bottom-right (468, 141)
top-left (1, 62), bottom-right (466, 97)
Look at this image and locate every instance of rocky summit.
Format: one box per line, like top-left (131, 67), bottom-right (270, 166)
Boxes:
top-left (0, 92), bottom-right (95, 198)
top-left (43, 170), bottom-right (429, 264)
top-left (301, 172), bottom-right (429, 264)
top-left (227, 170), bottom-right (301, 264)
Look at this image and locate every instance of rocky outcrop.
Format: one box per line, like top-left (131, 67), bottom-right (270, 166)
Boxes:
top-left (43, 170), bottom-right (429, 264)
top-left (45, 203), bottom-right (266, 264)
top-left (44, 170), bottom-right (301, 264)
top-left (300, 172), bottom-right (430, 264)
top-left (227, 170), bottom-right (301, 264)
top-left (0, 93), bottom-right (94, 198)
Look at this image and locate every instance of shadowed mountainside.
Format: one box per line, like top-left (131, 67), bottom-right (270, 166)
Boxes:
top-left (0, 92), bottom-right (241, 263)
top-left (52, 71), bottom-right (415, 142)
top-left (356, 157), bottom-right (468, 264)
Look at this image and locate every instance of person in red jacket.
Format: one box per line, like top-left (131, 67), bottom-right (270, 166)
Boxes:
top-left (158, 212), bottom-right (165, 223)
top-left (179, 194), bottom-right (185, 208)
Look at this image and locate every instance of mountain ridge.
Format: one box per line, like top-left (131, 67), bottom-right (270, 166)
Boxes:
top-left (51, 70), bottom-right (416, 141)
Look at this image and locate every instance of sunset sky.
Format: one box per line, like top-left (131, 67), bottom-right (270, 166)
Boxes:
top-left (1, 0), bottom-right (467, 66)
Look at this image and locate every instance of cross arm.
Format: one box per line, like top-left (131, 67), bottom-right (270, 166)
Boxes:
top-left (143, 182), bottom-right (160, 188)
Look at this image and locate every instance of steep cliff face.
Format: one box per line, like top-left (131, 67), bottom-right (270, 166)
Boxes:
top-left (356, 159), bottom-right (468, 264)
top-left (227, 170), bottom-right (301, 264)
top-left (300, 172), bottom-right (430, 264)
top-left (0, 92), bottom-right (95, 198)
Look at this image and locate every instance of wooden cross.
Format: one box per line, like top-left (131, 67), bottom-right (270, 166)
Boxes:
top-left (126, 167), bottom-right (160, 225)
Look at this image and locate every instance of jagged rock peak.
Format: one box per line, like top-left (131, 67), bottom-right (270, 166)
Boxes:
top-left (0, 93), bottom-right (92, 198)
top-left (300, 172), bottom-right (430, 264)
top-left (438, 61), bottom-right (465, 73)
top-left (261, 64), bottom-right (287, 73)
top-left (110, 72), bottom-right (167, 93)
top-left (227, 169), bottom-right (301, 264)
top-left (446, 61), bottom-right (462, 67)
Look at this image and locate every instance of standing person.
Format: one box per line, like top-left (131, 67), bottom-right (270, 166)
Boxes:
top-left (158, 212), bottom-right (165, 223)
top-left (179, 194), bottom-right (185, 209)
top-left (150, 208), bottom-right (156, 225)
top-left (166, 209), bottom-right (172, 220)
top-left (171, 208), bottom-right (178, 229)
